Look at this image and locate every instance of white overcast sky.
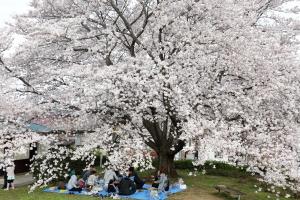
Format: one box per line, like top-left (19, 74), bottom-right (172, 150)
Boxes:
top-left (0, 0), bottom-right (31, 27)
top-left (0, 0), bottom-right (299, 27)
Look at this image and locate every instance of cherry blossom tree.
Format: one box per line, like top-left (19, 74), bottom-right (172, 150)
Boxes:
top-left (1, 0), bottom-right (300, 191)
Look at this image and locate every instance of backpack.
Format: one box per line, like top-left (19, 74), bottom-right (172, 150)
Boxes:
top-left (118, 178), bottom-right (136, 195)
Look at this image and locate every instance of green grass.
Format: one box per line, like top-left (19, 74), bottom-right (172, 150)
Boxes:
top-left (176, 170), bottom-right (298, 200)
top-left (0, 170), bottom-right (299, 200)
top-left (0, 187), bottom-right (98, 200)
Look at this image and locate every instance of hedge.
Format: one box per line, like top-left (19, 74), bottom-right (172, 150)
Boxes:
top-left (175, 160), bottom-right (249, 178)
top-left (174, 159), bottom-right (194, 169)
top-left (152, 159), bottom-right (249, 178)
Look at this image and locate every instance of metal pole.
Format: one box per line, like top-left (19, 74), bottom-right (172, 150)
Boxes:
top-left (99, 153), bottom-right (103, 169)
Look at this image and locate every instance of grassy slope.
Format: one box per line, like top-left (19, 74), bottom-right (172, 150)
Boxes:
top-left (176, 170), bottom-right (297, 200)
top-left (0, 170), bottom-right (298, 200)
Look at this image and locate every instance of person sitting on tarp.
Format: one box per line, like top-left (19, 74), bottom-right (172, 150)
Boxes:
top-left (104, 168), bottom-right (119, 191)
top-left (82, 165), bottom-right (96, 183)
top-left (107, 179), bottom-right (119, 193)
top-left (151, 170), bottom-right (169, 192)
top-left (86, 170), bottom-right (97, 191)
top-left (151, 170), bottom-right (161, 188)
top-left (118, 177), bottom-right (136, 195)
top-left (115, 170), bottom-right (123, 180)
top-left (128, 167), bottom-right (144, 189)
top-left (67, 174), bottom-right (82, 192)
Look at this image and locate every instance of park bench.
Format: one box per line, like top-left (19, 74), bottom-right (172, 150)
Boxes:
top-left (215, 185), bottom-right (245, 200)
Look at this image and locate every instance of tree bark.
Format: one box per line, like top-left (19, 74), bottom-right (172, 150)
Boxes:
top-left (158, 152), bottom-right (177, 177)
top-left (143, 118), bottom-right (184, 178)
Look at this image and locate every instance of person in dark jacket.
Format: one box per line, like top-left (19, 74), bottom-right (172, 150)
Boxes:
top-left (151, 170), bottom-right (160, 188)
top-left (107, 179), bottom-right (118, 193)
top-left (1, 157), bottom-right (8, 189)
top-left (128, 167), bottom-right (144, 189)
top-left (118, 177), bottom-right (136, 195)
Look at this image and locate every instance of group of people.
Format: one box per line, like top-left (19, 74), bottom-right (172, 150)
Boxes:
top-left (1, 163), bottom-right (15, 191)
top-left (64, 166), bottom-right (170, 196)
top-left (64, 166), bottom-right (145, 195)
top-left (1, 162), bottom-right (170, 195)
top-left (104, 166), bottom-right (145, 195)
top-left (65, 166), bottom-right (98, 192)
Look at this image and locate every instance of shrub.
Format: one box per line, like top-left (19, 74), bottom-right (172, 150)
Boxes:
top-left (152, 158), bottom-right (159, 169)
top-left (151, 159), bottom-right (194, 170)
top-left (172, 159), bottom-right (249, 178)
top-left (200, 161), bottom-right (249, 178)
top-left (31, 146), bottom-right (95, 183)
top-left (174, 160), bottom-right (194, 169)
top-left (94, 154), bottom-right (107, 167)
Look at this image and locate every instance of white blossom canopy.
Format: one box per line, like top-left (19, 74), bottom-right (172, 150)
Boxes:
top-left (0, 0), bottom-right (300, 192)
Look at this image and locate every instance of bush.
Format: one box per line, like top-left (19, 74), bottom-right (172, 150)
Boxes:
top-left (152, 159), bottom-right (194, 170)
top-left (174, 160), bottom-right (194, 169)
top-left (69, 159), bottom-right (91, 175)
top-left (31, 146), bottom-right (95, 182)
top-left (153, 158), bottom-right (249, 178)
top-left (200, 161), bottom-right (249, 178)
top-left (173, 159), bottom-right (249, 178)
top-left (152, 158), bottom-right (159, 169)
top-left (94, 154), bottom-right (107, 167)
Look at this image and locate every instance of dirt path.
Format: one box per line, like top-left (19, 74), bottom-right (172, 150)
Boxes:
top-left (0, 173), bottom-right (33, 187)
top-left (169, 188), bottom-right (224, 200)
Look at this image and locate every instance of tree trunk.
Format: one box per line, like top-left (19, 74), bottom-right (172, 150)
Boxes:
top-left (142, 117), bottom-right (185, 178)
top-left (158, 152), bottom-right (177, 177)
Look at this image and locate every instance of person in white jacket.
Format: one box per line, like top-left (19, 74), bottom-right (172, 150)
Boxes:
top-left (5, 163), bottom-right (15, 190)
top-left (86, 170), bottom-right (97, 191)
top-left (103, 168), bottom-right (118, 191)
top-left (67, 175), bottom-right (82, 192)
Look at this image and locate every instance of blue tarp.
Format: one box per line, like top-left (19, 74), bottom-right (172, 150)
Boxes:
top-left (43, 184), bottom-right (185, 200)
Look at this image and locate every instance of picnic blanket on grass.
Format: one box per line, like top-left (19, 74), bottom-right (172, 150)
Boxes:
top-left (43, 184), bottom-right (185, 200)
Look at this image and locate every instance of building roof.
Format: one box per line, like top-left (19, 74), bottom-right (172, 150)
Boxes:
top-left (28, 123), bottom-right (51, 133)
